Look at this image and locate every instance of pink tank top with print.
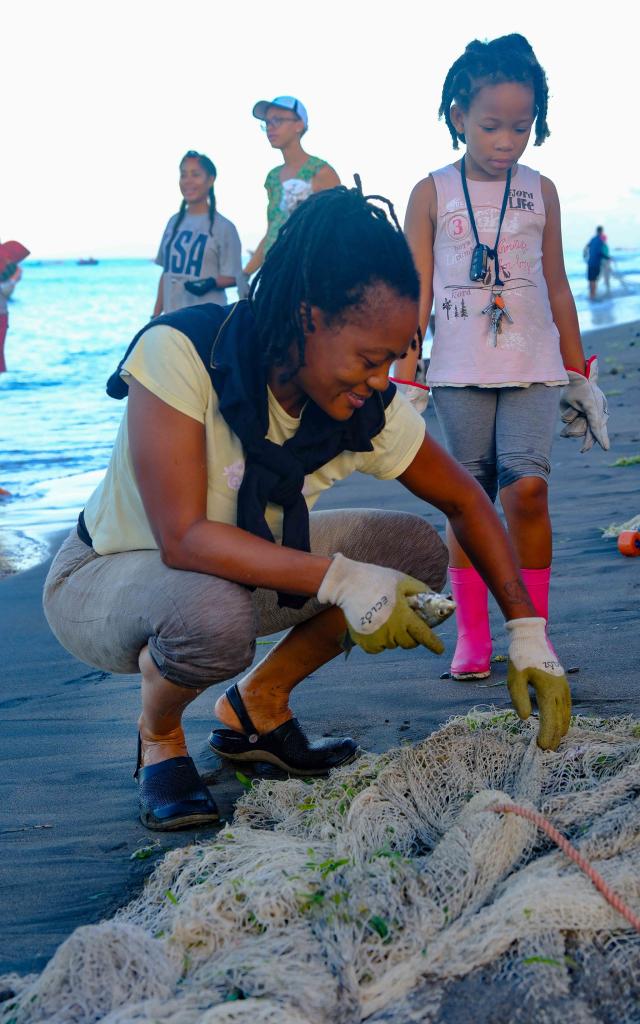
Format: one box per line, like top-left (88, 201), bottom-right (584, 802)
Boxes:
top-left (427, 163), bottom-right (567, 386)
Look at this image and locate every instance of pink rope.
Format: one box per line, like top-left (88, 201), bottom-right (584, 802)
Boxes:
top-left (490, 802), bottom-right (640, 934)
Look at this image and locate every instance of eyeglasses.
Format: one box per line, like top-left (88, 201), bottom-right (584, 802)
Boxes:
top-left (260, 117), bottom-right (299, 131)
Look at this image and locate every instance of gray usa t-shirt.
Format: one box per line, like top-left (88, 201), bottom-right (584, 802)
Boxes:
top-left (156, 210), bottom-right (248, 313)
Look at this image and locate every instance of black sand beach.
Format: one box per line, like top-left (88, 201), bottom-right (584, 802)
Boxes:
top-left (1, 318), bottom-right (639, 978)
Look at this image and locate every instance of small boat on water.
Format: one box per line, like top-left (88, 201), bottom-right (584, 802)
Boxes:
top-left (77, 257), bottom-right (99, 266)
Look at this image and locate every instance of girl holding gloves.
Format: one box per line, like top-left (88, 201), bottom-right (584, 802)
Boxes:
top-left (153, 151), bottom-right (247, 316)
top-left (395, 34), bottom-right (609, 682)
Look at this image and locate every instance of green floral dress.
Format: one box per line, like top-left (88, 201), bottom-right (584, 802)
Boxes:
top-left (263, 156), bottom-right (328, 254)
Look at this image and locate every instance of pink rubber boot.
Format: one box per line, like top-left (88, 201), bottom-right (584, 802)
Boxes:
top-left (520, 567), bottom-right (551, 621)
top-left (520, 566), bottom-right (557, 656)
top-left (449, 566), bottom-right (492, 680)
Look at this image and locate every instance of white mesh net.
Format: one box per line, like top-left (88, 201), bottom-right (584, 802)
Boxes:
top-left (2, 711), bottom-right (640, 1024)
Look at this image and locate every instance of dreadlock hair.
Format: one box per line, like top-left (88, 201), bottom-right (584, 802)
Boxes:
top-left (439, 34), bottom-right (550, 149)
top-left (248, 178), bottom-right (421, 376)
top-left (165, 151), bottom-right (218, 261)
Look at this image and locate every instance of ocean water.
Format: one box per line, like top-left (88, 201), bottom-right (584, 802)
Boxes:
top-left (1, 253), bottom-right (639, 572)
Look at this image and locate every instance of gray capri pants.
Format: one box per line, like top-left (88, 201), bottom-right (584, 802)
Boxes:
top-left (431, 384), bottom-right (561, 502)
top-left (43, 508), bottom-right (448, 690)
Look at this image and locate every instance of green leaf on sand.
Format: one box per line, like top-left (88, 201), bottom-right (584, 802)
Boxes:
top-left (369, 915), bottom-right (390, 940)
top-left (613, 455), bottom-right (640, 467)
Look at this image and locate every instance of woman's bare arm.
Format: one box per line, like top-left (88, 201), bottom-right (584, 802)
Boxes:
top-left (152, 274), bottom-right (164, 317)
top-left (312, 164), bottom-right (340, 191)
top-left (244, 236), bottom-right (266, 275)
top-left (127, 379), bottom-right (331, 594)
top-left (398, 434), bottom-right (535, 620)
top-left (541, 176), bottom-right (585, 372)
top-left (394, 176), bottom-right (436, 381)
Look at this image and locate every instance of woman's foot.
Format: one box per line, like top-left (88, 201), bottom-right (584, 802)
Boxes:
top-left (209, 684), bottom-right (359, 776)
top-left (137, 718), bottom-right (188, 768)
top-left (214, 683), bottom-right (292, 736)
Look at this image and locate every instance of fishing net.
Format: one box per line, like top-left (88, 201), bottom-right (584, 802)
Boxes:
top-left (2, 711), bottom-right (640, 1024)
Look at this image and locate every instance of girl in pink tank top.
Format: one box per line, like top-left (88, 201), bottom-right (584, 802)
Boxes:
top-left (395, 34), bottom-right (609, 682)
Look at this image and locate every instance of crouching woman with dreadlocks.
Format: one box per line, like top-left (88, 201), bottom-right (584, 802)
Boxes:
top-left (43, 183), bottom-right (571, 831)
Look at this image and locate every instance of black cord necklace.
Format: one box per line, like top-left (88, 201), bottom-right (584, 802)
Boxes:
top-left (461, 154), bottom-right (512, 287)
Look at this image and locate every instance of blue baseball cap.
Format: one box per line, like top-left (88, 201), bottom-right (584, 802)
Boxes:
top-left (252, 95), bottom-right (308, 129)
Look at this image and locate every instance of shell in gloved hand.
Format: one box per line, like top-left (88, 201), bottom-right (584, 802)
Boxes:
top-left (407, 589), bottom-right (456, 628)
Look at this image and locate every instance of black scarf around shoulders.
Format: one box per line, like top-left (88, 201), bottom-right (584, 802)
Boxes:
top-left (106, 300), bottom-right (396, 606)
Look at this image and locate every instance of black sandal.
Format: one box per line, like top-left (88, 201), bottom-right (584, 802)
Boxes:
top-left (207, 683), bottom-right (359, 777)
top-left (135, 734), bottom-right (220, 831)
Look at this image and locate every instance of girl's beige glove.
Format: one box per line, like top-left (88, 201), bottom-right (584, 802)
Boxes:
top-left (560, 356), bottom-right (609, 453)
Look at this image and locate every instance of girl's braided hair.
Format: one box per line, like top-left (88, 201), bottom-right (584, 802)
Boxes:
top-left (439, 34), bottom-right (550, 149)
top-left (249, 178), bottom-right (420, 372)
top-left (165, 151), bottom-right (218, 264)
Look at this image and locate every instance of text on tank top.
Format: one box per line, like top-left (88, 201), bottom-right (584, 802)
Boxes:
top-left (428, 163), bottom-right (567, 386)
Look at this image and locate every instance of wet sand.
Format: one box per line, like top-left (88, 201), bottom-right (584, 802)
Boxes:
top-left (1, 318), bottom-right (639, 977)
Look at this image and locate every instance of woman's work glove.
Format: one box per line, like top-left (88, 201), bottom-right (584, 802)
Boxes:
top-left (505, 617), bottom-right (572, 751)
top-left (559, 355), bottom-right (609, 453)
top-left (317, 553), bottom-right (444, 655)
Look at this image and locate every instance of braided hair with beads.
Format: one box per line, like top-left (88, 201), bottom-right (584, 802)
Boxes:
top-left (249, 177), bottom-right (421, 376)
top-left (439, 34), bottom-right (550, 149)
top-left (165, 151), bottom-right (218, 260)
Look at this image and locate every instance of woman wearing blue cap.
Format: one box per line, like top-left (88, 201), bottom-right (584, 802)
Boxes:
top-left (244, 96), bottom-right (340, 275)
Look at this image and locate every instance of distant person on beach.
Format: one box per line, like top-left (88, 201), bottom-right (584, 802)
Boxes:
top-left (600, 232), bottom-right (612, 294)
top-left (583, 225), bottom-right (606, 300)
top-left (0, 239), bottom-right (30, 374)
top-left (153, 151), bottom-right (246, 317)
top-left (43, 184), bottom-right (570, 832)
top-left (394, 34), bottom-right (610, 684)
top-left (243, 96), bottom-right (340, 276)
top-left (0, 269), bottom-right (13, 373)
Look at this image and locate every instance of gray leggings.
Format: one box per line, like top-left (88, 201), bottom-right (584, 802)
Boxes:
top-left (43, 509), bottom-right (448, 690)
top-left (431, 384), bottom-right (560, 502)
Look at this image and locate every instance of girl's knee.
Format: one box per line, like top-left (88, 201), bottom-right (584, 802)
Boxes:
top-left (502, 474), bottom-right (548, 515)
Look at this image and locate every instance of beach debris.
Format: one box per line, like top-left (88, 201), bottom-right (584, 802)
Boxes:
top-left (602, 513), bottom-right (640, 538)
top-left (235, 771), bottom-right (254, 791)
top-left (130, 843), bottom-right (162, 861)
top-left (613, 454), bottom-right (640, 467)
top-left (0, 823), bottom-right (53, 835)
top-left (4, 713), bottom-right (640, 1024)
top-left (407, 587), bottom-right (456, 627)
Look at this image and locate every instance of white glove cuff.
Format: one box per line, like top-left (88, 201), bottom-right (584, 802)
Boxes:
top-left (317, 552), bottom-right (350, 606)
top-left (506, 617), bottom-right (564, 677)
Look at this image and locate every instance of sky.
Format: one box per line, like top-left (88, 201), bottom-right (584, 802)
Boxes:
top-left (2, 0), bottom-right (638, 259)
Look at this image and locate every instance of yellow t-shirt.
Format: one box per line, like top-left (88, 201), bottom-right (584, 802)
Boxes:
top-left (83, 325), bottom-right (426, 554)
